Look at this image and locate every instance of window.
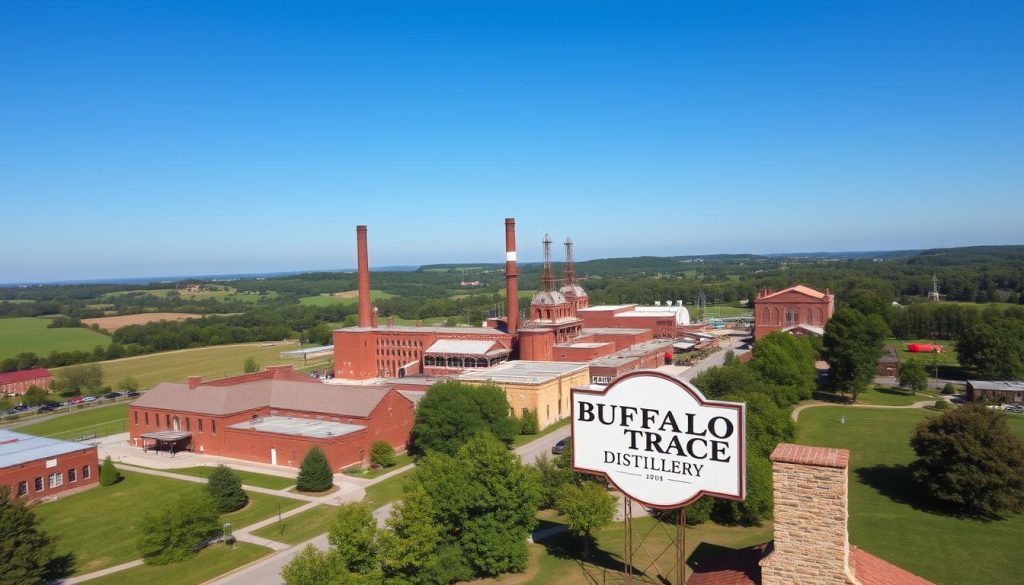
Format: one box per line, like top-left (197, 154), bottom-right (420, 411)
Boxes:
top-left (34, 477), bottom-right (43, 492)
top-left (48, 472), bottom-right (63, 488)
top-left (69, 468), bottom-right (77, 483)
top-left (145, 412), bottom-right (149, 425)
top-left (185, 418), bottom-right (191, 431)
top-left (165, 414), bottom-right (171, 428)
top-left (134, 411), bottom-right (138, 424)
top-left (17, 481), bottom-right (27, 497)
top-left (198, 419), bottom-right (204, 433)
top-left (82, 465), bottom-right (91, 479)
top-left (211, 420), bottom-right (216, 434)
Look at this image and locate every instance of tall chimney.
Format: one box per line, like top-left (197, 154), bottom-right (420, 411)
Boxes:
top-left (504, 218), bottom-right (519, 333)
top-left (563, 237), bottom-right (576, 285)
top-left (356, 225), bottom-right (373, 328)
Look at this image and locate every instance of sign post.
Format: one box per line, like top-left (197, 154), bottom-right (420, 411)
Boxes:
top-left (571, 371), bottom-right (746, 583)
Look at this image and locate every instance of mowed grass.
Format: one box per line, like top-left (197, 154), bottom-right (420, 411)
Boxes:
top-left (686, 304), bottom-right (754, 319)
top-left (797, 406), bottom-right (1024, 585)
top-left (53, 341), bottom-right (319, 389)
top-left (84, 542), bottom-right (271, 585)
top-left (251, 504), bottom-right (336, 545)
top-left (814, 385), bottom-right (933, 407)
top-left (0, 317), bottom-right (110, 360)
top-left (525, 514), bottom-right (771, 585)
top-left (299, 289), bottom-right (395, 306)
top-left (157, 465), bottom-right (295, 490)
top-left (344, 453), bottom-right (415, 479)
top-left (15, 403), bottom-right (129, 440)
top-left (34, 470), bottom-right (303, 575)
top-left (362, 471), bottom-right (413, 510)
top-left (885, 338), bottom-right (960, 367)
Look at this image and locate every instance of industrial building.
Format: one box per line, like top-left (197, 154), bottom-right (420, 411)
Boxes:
top-left (0, 429), bottom-right (99, 503)
top-left (127, 365), bottom-right (414, 471)
top-left (0, 367), bottom-right (53, 396)
top-left (965, 380), bottom-right (1024, 404)
top-left (456, 361), bottom-right (590, 429)
top-left (753, 285), bottom-right (835, 339)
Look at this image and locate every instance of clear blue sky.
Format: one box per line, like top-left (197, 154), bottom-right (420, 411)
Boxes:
top-left (2, 1), bottom-right (1022, 283)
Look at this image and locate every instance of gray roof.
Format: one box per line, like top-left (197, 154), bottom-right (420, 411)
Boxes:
top-left (967, 380), bottom-right (1024, 392)
top-left (425, 339), bottom-right (509, 356)
top-left (457, 360), bottom-right (588, 385)
top-left (531, 290), bottom-right (567, 305)
top-left (228, 416), bottom-right (365, 439)
top-left (589, 339), bottom-right (676, 367)
top-left (132, 379), bottom-right (398, 417)
top-left (0, 430), bottom-right (94, 469)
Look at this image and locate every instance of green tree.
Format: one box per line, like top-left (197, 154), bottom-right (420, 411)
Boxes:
top-left (554, 482), bottom-right (615, 559)
top-left (379, 484), bottom-right (442, 584)
top-left (22, 386), bottom-right (48, 407)
top-left (750, 331), bottom-right (818, 400)
top-left (957, 320), bottom-right (1024, 380)
top-left (116, 377), bottom-right (140, 392)
top-left (533, 453), bottom-right (575, 508)
top-left (100, 456), bottom-right (123, 486)
top-left (0, 486), bottom-right (56, 585)
top-left (137, 490), bottom-right (221, 565)
top-left (205, 465), bottom-right (248, 513)
top-left (518, 409), bottom-right (539, 435)
top-left (910, 404), bottom-right (1024, 518)
top-left (412, 433), bottom-right (541, 577)
top-left (898, 359), bottom-right (929, 395)
top-left (824, 308), bottom-right (889, 401)
top-left (282, 545), bottom-right (336, 585)
top-left (54, 363), bottom-right (103, 395)
top-left (243, 356), bottom-right (259, 373)
top-left (0, 397), bottom-right (14, 414)
top-left (410, 381), bottom-right (517, 455)
top-left (296, 447), bottom-right (334, 492)
top-left (369, 441), bottom-right (395, 468)
top-left (328, 504), bottom-right (380, 574)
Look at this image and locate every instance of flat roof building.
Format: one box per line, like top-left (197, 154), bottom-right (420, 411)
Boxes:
top-left (966, 380), bottom-right (1024, 404)
top-left (0, 430), bottom-right (99, 503)
top-left (457, 361), bottom-right (589, 429)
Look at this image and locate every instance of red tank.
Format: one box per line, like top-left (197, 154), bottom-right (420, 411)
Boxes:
top-left (907, 343), bottom-right (943, 353)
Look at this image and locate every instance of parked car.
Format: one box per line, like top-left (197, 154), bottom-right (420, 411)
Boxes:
top-left (68, 396), bottom-right (85, 404)
top-left (104, 392), bottom-right (121, 399)
top-left (38, 402), bottom-right (61, 412)
top-left (551, 437), bottom-right (570, 455)
top-left (125, 390), bottom-right (140, 397)
top-left (13, 404), bottom-right (29, 412)
top-left (82, 396), bottom-right (98, 402)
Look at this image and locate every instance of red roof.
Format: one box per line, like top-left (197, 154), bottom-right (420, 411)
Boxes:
top-left (850, 546), bottom-right (935, 585)
top-left (0, 368), bottom-right (52, 385)
top-left (759, 285), bottom-right (829, 300)
top-left (770, 443), bottom-right (849, 469)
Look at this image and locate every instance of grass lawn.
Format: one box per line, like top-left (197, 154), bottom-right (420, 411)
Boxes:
top-left (814, 385), bottom-right (932, 407)
top-left (686, 305), bottom-right (754, 319)
top-left (34, 470), bottom-right (302, 575)
top-left (52, 341), bottom-right (323, 389)
top-left (0, 317), bottom-right (111, 360)
top-left (522, 514), bottom-right (771, 585)
top-left (84, 542), bottom-right (271, 585)
top-left (797, 406), bottom-right (1024, 585)
top-left (513, 416), bottom-right (570, 447)
top-left (885, 338), bottom-right (960, 367)
top-left (15, 403), bottom-right (129, 440)
top-left (251, 504), bottom-right (336, 545)
top-left (344, 453), bottom-right (415, 479)
top-left (155, 465), bottom-right (295, 490)
top-left (362, 471), bottom-right (413, 510)
top-left (299, 289), bottom-right (396, 306)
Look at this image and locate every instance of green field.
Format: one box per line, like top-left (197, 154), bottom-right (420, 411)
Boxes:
top-left (885, 338), bottom-right (960, 367)
top-left (299, 289), bottom-right (395, 306)
top-left (797, 406), bottom-right (1024, 585)
top-left (687, 304), bottom-right (754, 319)
top-left (52, 342), bottom-right (322, 389)
top-left (814, 385), bottom-right (934, 406)
top-left (85, 542), bottom-right (271, 585)
top-left (0, 317), bottom-right (111, 360)
top-left (251, 504), bottom-right (336, 544)
top-left (156, 465), bottom-right (295, 490)
top-left (102, 286), bottom-right (276, 304)
top-left (15, 403), bottom-right (129, 440)
top-left (35, 470), bottom-right (304, 575)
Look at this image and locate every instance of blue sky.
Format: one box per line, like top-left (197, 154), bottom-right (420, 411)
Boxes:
top-left (1, 1), bottom-right (1022, 283)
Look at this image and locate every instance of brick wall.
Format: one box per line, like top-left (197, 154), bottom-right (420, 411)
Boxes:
top-left (0, 446), bottom-right (99, 504)
top-left (760, 443), bottom-right (857, 585)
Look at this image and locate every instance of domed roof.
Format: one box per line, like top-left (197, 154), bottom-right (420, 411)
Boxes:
top-left (559, 284), bottom-right (588, 298)
top-left (531, 290), bottom-right (567, 306)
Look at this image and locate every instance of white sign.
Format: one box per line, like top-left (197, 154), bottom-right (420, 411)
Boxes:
top-left (572, 371), bottom-right (746, 509)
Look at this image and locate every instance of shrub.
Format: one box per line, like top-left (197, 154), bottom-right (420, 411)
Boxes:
top-left (941, 383), bottom-right (957, 395)
top-left (933, 400), bottom-right (953, 410)
top-left (296, 447), bottom-right (334, 492)
top-left (100, 456), bottom-right (123, 486)
top-left (370, 441), bottom-right (396, 468)
top-left (519, 409), bottom-right (539, 435)
top-left (205, 465), bottom-right (248, 513)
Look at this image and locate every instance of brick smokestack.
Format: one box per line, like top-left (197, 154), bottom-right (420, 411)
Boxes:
top-left (504, 218), bottom-right (519, 333)
top-left (356, 225), bottom-right (372, 328)
top-left (761, 443), bottom-right (856, 585)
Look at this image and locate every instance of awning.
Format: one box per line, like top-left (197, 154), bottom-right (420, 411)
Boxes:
top-left (141, 431), bottom-right (192, 441)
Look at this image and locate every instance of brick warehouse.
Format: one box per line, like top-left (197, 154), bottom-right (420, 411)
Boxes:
top-left (753, 285), bottom-right (835, 339)
top-left (0, 367), bottom-right (53, 396)
top-left (0, 429), bottom-right (99, 504)
top-left (128, 366), bottom-right (414, 470)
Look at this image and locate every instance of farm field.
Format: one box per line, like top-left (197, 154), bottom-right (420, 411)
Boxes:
top-left (102, 286), bottom-right (276, 303)
top-left (85, 542), bottom-right (271, 585)
top-left (34, 470), bottom-right (303, 575)
top-left (299, 289), bottom-right (395, 306)
top-left (251, 504), bottom-right (335, 545)
top-left (797, 406), bottom-right (1024, 585)
top-left (0, 317), bottom-right (110, 360)
top-left (82, 312), bottom-right (203, 331)
top-left (15, 402), bottom-right (129, 440)
top-left (52, 341), bottom-right (320, 389)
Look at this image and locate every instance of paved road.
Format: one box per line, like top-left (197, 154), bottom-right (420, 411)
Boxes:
top-left (679, 334), bottom-right (744, 381)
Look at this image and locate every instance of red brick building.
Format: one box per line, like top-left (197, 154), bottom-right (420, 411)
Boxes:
top-left (753, 285), bottom-right (835, 339)
top-left (0, 430), bottom-right (99, 503)
top-left (0, 368), bottom-right (53, 396)
top-left (127, 366), bottom-right (415, 471)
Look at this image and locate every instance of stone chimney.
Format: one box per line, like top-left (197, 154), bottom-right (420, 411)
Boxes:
top-left (761, 443), bottom-right (857, 585)
top-left (187, 376), bottom-right (202, 389)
